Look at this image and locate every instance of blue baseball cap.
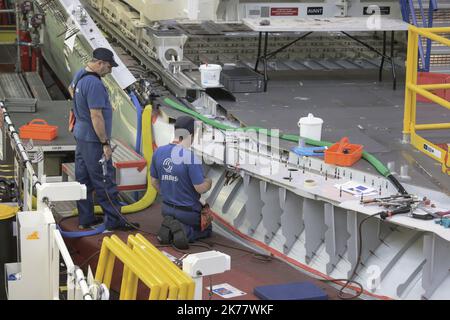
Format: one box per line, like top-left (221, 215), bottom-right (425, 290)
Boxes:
top-left (93, 47), bottom-right (118, 67)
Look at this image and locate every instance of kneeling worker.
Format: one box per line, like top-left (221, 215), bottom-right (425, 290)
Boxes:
top-left (150, 116), bottom-right (212, 249)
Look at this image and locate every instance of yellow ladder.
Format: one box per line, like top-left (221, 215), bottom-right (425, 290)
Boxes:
top-left (95, 234), bottom-right (195, 300)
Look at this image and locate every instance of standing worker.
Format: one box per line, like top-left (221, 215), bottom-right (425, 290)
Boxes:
top-left (68, 47), bottom-right (137, 231)
top-left (151, 116), bottom-right (212, 249)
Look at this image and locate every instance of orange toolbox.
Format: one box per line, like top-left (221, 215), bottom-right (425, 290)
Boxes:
top-left (19, 119), bottom-right (58, 141)
top-left (324, 137), bottom-right (363, 167)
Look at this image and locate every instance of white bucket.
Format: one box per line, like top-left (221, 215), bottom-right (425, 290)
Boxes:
top-left (199, 64), bottom-right (222, 87)
top-left (298, 113), bottom-right (323, 141)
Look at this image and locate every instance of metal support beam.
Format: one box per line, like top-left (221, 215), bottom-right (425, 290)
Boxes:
top-left (205, 170), bottom-right (227, 205)
top-left (346, 211), bottom-right (382, 278)
top-left (279, 188), bottom-right (304, 254)
top-left (324, 204), bottom-right (349, 274)
top-left (396, 259), bottom-right (426, 298)
top-left (222, 178), bottom-right (243, 214)
top-left (422, 233), bottom-right (450, 299)
top-left (303, 199), bottom-right (326, 264)
top-left (233, 174), bottom-right (263, 235)
top-left (260, 181), bottom-right (282, 244)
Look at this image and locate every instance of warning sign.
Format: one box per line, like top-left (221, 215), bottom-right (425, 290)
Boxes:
top-left (270, 7), bottom-right (299, 16)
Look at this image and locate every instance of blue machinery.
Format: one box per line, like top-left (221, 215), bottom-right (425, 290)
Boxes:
top-left (400, 0), bottom-right (439, 71)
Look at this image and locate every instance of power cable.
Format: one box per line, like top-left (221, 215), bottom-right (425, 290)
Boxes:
top-left (208, 276), bottom-right (214, 300)
top-left (97, 148), bottom-right (154, 235)
top-left (60, 249), bottom-right (101, 276)
top-left (320, 211), bottom-right (382, 300)
top-left (198, 239), bottom-right (273, 262)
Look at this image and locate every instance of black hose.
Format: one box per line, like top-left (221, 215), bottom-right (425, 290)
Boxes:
top-left (387, 174), bottom-right (408, 195)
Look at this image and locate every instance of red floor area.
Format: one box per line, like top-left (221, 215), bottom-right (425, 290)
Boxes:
top-left (60, 202), bottom-right (340, 300)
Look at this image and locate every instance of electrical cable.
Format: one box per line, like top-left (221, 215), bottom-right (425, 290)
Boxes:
top-left (58, 150), bottom-right (151, 238)
top-left (155, 242), bottom-right (213, 255)
top-left (208, 276), bottom-right (213, 300)
top-left (103, 181), bottom-right (152, 235)
top-left (197, 239), bottom-right (273, 261)
top-left (320, 211), bottom-right (382, 300)
top-left (60, 250), bottom-right (101, 275)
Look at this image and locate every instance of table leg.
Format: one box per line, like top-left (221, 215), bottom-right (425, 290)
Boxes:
top-left (263, 32), bottom-right (269, 92)
top-left (342, 31), bottom-right (397, 90)
top-left (255, 32), bottom-right (262, 71)
top-left (379, 31), bottom-right (387, 82)
top-left (390, 31), bottom-right (397, 90)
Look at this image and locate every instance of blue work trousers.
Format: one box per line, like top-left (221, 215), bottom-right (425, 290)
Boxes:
top-left (161, 203), bottom-right (212, 242)
top-left (75, 139), bottom-right (123, 229)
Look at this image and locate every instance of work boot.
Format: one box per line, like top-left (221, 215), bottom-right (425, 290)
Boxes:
top-left (157, 216), bottom-right (173, 244)
top-left (169, 219), bottom-right (189, 250)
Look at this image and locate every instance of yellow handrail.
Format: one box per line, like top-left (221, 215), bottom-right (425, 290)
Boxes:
top-left (403, 26), bottom-right (450, 175)
top-left (0, 30), bottom-right (16, 44)
top-left (95, 235), bottom-right (163, 300)
top-left (418, 83), bottom-right (450, 90)
top-left (95, 233), bottom-right (195, 300)
top-left (406, 83), bottom-right (450, 109)
top-left (128, 234), bottom-right (195, 299)
top-left (109, 235), bottom-right (168, 300)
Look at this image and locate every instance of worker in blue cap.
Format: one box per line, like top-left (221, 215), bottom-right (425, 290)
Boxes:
top-left (150, 116), bottom-right (212, 249)
top-left (68, 47), bottom-right (138, 231)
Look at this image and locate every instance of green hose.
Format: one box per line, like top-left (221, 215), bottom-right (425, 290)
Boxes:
top-left (164, 97), bottom-right (391, 178)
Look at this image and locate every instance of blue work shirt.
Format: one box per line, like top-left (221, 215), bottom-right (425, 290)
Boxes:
top-left (71, 68), bottom-right (113, 142)
top-left (151, 144), bottom-right (204, 212)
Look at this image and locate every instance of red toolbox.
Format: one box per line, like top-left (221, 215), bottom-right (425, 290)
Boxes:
top-left (19, 119), bottom-right (58, 141)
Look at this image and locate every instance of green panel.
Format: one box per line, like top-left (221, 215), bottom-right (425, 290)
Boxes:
top-left (40, 5), bottom-right (137, 149)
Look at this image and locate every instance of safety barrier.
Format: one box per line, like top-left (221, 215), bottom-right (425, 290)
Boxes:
top-left (0, 101), bottom-right (95, 300)
top-left (95, 234), bottom-right (195, 300)
top-left (128, 234), bottom-right (195, 299)
top-left (0, 28), bottom-right (15, 44)
top-left (403, 25), bottom-right (450, 175)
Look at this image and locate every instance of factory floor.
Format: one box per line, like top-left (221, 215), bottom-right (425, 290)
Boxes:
top-left (60, 201), bottom-right (343, 300)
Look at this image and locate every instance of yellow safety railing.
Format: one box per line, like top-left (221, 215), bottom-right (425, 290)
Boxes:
top-left (403, 25), bottom-right (450, 175)
top-left (95, 234), bottom-right (195, 300)
top-left (0, 28), bottom-right (16, 44)
top-left (127, 234), bottom-right (195, 300)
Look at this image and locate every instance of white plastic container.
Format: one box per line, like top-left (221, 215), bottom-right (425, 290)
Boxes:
top-left (298, 113), bottom-right (323, 141)
top-left (199, 64), bottom-right (222, 87)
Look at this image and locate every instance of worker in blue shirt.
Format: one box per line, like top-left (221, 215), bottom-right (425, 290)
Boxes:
top-left (151, 116), bottom-right (212, 249)
top-left (68, 47), bottom-right (137, 231)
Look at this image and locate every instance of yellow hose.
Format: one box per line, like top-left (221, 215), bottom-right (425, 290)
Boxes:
top-left (72, 104), bottom-right (157, 215)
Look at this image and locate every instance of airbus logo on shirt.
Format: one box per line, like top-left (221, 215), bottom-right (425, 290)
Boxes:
top-left (163, 158), bottom-right (173, 173)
